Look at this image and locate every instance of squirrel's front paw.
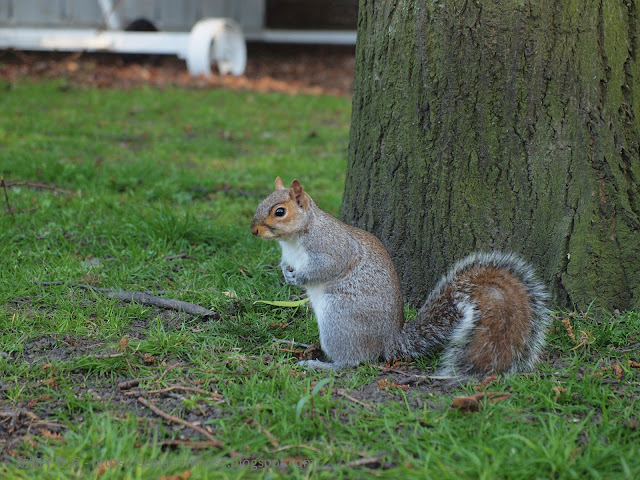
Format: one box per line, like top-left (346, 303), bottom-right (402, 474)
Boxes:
top-left (282, 264), bottom-right (301, 285)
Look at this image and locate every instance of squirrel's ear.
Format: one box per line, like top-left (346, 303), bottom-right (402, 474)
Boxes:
top-left (274, 177), bottom-right (285, 190)
top-left (290, 180), bottom-right (308, 209)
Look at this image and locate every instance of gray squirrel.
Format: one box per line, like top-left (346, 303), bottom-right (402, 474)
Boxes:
top-left (251, 177), bottom-right (550, 379)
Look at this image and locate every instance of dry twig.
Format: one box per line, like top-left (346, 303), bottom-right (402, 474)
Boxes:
top-left (1, 177), bottom-right (13, 216)
top-left (36, 282), bottom-right (218, 318)
top-left (126, 385), bottom-right (224, 403)
top-left (157, 362), bottom-right (184, 384)
top-left (0, 409), bottom-right (65, 432)
top-left (137, 397), bottom-right (222, 446)
top-left (136, 439), bottom-right (222, 449)
top-left (334, 389), bottom-right (374, 410)
top-left (90, 352), bottom-right (125, 359)
top-left (245, 418), bottom-right (279, 447)
top-left (3, 180), bottom-right (77, 196)
top-left (1, 409), bottom-right (40, 423)
top-left (1, 178), bottom-right (78, 217)
top-left (117, 377), bottom-right (154, 390)
top-left (343, 455), bottom-right (385, 468)
top-left (320, 454), bottom-right (386, 470)
top-left (374, 365), bottom-right (448, 380)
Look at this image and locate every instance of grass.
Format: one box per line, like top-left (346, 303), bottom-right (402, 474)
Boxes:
top-left (1, 78), bottom-right (639, 479)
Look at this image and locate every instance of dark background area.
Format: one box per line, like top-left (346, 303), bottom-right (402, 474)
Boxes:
top-left (266, 0), bottom-right (359, 29)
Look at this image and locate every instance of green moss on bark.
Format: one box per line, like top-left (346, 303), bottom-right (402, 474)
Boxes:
top-left (342, 0), bottom-right (640, 310)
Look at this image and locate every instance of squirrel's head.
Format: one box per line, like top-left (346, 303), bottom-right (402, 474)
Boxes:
top-left (250, 177), bottom-right (312, 240)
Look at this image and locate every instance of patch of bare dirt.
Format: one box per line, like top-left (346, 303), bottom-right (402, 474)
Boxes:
top-left (332, 364), bottom-right (458, 412)
top-left (0, 43), bottom-right (355, 96)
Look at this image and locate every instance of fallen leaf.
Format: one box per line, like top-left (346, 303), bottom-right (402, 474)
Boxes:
top-left (383, 358), bottom-right (406, 369)
top-left (476, 375), bottom-right (497, 392)
top-left (452, 392), bottom-right (512, 412)
top-left (96, 459), bottom-right (117, 477)
top-left (377, 379), bottom-right (409, 392)
top-left (143, 353), bottom-right (157, 364)
top-left (118, 337), bottom-right (130, 352)
top-left (451, 396), bottom-right (481, 412)
top-left (161, 470), bottom-right (191, 480)
top-left (612, 363), bottom-right (624, 379)
top-left (27, 394), bottom-right (53, 408)
top-left (553, 385), bottom-right (568, 400)
top-left (561, 318), bottom-right (577, 343)
top-left (39, 429), bottom-right (64, 443)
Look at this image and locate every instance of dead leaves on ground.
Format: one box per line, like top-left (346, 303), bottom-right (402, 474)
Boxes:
top-left (161, 471), bottom-right (191, 480)
top-left (451, 392), bottom-right (513, 412)
top-left (0, 48), bottom-right (354, 96)
top-left (0, 409), bottom-right (66, 452)
top-left (26, 394), bottom-right (53, 409)
top-left (611, 363), bottom-right (624, 379)
top-left (449, 374), bottom-right (513, 412)
top-left (38, 428), bottom-right (64, 443)
top-left (553, 385), bottom-right (568, 401)
top-left (600, 359), bottom-right (639, 380)
top-left (560, 316), bottom-right (596, 351)
top-left (377, 378), bottom-right (409, 393)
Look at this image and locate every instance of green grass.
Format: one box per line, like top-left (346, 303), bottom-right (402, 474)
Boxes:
top-left (1, 79), bottom-right (639, 479)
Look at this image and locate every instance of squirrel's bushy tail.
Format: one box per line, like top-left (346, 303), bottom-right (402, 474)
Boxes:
top-left (394, 252), bottom-right (550, 380)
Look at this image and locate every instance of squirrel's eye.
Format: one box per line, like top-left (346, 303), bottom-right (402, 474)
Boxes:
top-left (274, 207), bottom-right (286, 217)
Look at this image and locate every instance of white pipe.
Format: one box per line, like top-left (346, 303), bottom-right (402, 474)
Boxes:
top-left (245, 29), bottom-right (356, 45)
top-left (0, 22), bottom-right (247, 76)
top-left (0, 27), bottom-right (356, 54)
top-left (0, 28), bottom-right (189, 55)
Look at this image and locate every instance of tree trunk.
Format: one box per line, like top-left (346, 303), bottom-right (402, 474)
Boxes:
top-left (341, 0), bottom-right (640, 310)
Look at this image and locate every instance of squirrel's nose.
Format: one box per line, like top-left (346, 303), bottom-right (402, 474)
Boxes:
top-left (250, 224), bottom-right (259, 236)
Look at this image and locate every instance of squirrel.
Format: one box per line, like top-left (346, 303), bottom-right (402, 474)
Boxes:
top-left (250, 177), bottom-right (550, 380)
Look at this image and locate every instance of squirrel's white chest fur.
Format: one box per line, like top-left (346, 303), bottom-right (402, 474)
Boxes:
top-left (279, 239), bottom-right (309, 272)
top-left (279, 239), bottom-right (329, 332)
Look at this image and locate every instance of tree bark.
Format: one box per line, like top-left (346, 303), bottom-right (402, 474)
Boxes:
top-left (341, 0), bottom-right (640, 310)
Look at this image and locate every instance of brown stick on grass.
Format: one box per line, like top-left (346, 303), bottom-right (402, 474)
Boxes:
top-left (36, 282), bottom-right (218, 319)
top-left (1, 177), bottom-right (12, 216)
top-left (137, 397), bottom-right (222, 446)
top-left (125, 385), bottom-right (224, 402)
top-left (4, 180), bottom-right (78, 196)
top-left (1, 178), bottom-right (78, 217)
